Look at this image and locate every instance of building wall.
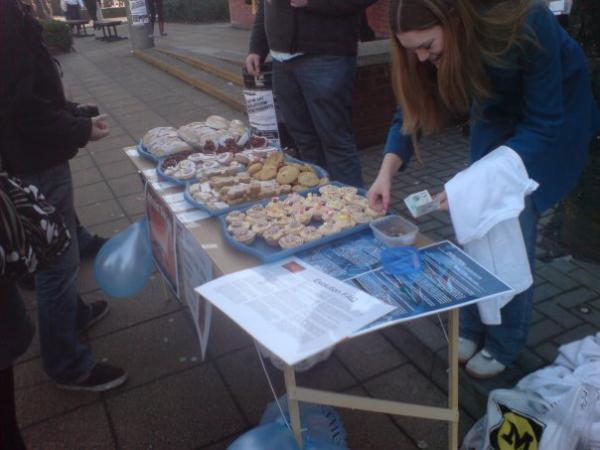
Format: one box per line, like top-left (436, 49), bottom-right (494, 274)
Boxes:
top-left (228, 0), bottom-right (255, 29)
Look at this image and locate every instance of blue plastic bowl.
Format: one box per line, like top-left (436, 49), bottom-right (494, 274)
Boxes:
top-left (380, 246), bottom-right (423, 276)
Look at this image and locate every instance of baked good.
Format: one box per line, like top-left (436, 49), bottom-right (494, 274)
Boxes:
top-left (276, 166), bottom-right (299, 185)
top-left (143, 127), bottom-right (193, 157)
top-left (248, 163), bottom-right (263, 175)
top-left (254, 166), bottom-right (277, 181)
top-left (297, 171), bottom-right (320, 188)
top-left (225, 211), bottom-right (246, 224)
top-left (227, 220), bottom-right (250, 234)
top-left (206, 115), bottom-right (229, 130)
top-left (251, 219), bottom-right (271, 236)
top-left (263, 225), bottom-right (285, 246)
top-left (231, 229), bottom-right (256, 245)
top-left (285, 221), bottom-right (305, 235)
top-left (300, 226), bottom-right (322, 242)
top-left (278, 234), bottom-right (304, 249)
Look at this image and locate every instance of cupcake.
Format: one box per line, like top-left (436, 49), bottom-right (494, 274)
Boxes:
top-left (285, 220), bottom-right (305, 235)
top-left (263, 225), bottom-right (285, 246)
top-left (227, 220), bottom-right (250, 234)
top-left (251, 219), bottom-right (271, 236)
top-left (225, 210), bottom-right (246, 224)
top-left (318, 222), bottom-right (341, 236)
top-left (300, 226), bottom-right (322, 242)
top-left (278, 234), bottom-right (304, 249)
top-left (231, 229), bottom-right (256, 245)
top-left (350, 211), bottom-right (372, 224)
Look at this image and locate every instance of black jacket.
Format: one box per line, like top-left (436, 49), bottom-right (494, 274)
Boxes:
top-left (0, 0), bottom-right (91, 175)
top-left (249, 0), bottom-right (378, 60)
top-left (0, 279), bottom-right (34, 370)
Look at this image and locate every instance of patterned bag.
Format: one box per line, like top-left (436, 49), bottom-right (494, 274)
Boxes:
top-left (0, 169), bottom-right (71, 278)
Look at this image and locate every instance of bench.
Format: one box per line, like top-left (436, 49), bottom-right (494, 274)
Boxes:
top-left (65, 19), bottom-right (91, 37)
top-left (94, 20), bottom-right (127, 42)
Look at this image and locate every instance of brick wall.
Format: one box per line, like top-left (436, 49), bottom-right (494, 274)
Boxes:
top-left (352, 61), bottom-right (396, 149)
top-left (366, 0), bottom-right (390, 39)
top-left (228, 0), bottom-right (254, 29)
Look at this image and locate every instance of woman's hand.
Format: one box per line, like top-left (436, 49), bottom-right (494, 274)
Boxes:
top-left (368, 173), bottom-right (392, 213)
top-left (436, 191), bottom-right (449, 211)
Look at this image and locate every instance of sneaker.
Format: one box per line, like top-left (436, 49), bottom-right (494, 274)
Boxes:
top-left (459, 337), bottom-right (478, 364)
top-left (79, 235), bottom-right (108, 259)
top-left (77, 300), bottom-right (110, 334)
top-left (57, 363), bottom-right (127, 392)
top-left (465, 349), bottom-right (506, 379)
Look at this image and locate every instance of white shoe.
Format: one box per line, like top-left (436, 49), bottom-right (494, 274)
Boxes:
top-left (458, 337), bottom-right (478, 364)
top-left (466, 349), bottom-right (506, 379)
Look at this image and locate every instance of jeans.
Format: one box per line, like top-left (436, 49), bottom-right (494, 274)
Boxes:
top-left (272, 56), bottom-right (363, 188)
top-left (76, 217), bottom-right (94, 253)
top-left (20, 163), bottom-right (95, 383)
top-left (459, 197), bottom-right (540, 366)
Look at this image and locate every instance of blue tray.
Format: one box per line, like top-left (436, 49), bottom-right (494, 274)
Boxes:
top-left (136, 140), bottom-right (160, 163)
top-left (218, 182), bottom-right (371, 263)
top-left (157, 156), bottom-right (195, 187)
top-left (183, 156), bottom-right (329, 216)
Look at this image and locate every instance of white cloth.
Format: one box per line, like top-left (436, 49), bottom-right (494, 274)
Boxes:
top-left (270, 50), bottom-right (304, 62)
top-left (445, 146), bottom-right (539, 324)
top-left (462, 333), bottom-right (600, 450)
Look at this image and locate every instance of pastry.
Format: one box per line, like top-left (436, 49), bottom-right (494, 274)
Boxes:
top-left (251, 219), bottom-right (271, 236)
top-left (227, 220), bottom-right (250, 234)
top-left (263, 225), bottom-right (285, 246)
top-left (298, 171), bottom-right (320, 188)
top-left (225, 210), bottom-right (246, 224)
top-left (278, 234), bottom-right (304, 249)
top-left (318, 222), bottom-right (341, 236)
top-left (264, 151), bottom-right (284, 168)
top-left (350, 211), bottom-right (371, 224)
top-left (278, 184), bottom-right (292, 195)
top-left (365, 207), bottom-right (385, 218)
top-left (246, 204), bottom-right (265, 218)
top-left (217, 152), bottom-right (233, 165)
top-left (233, 153), bottom-right (250, 165)
top-left (276, 166), bottom-right (299, 185)
top-left (231, 229), bottom-right (256, 245)
top-left (292, 184), bottom-right (307, 193)
top-left (300, 226), bottom-right (322, 242)
top-left (248, 162), bottom-right (263, 175)
top-left (254, 166), bottom-right (277, 181)
top-left (285, 220), bottom-right (305, 235)
top-left (319, 177), bottom-right (330, 186)
top-left (206, 115), bottom-right (229, 130)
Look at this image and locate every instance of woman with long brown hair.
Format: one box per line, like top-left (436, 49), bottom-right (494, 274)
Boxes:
top-left (368, 0), bottom-right (600, 378)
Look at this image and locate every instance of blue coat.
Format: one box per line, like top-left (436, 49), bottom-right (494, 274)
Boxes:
top-left (384, 4), bottom-right (600, 213)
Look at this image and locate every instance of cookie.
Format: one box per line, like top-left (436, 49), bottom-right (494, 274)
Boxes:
top-left (298, 171), bottom-right (320, 188)
top-left (276, 166), bottom-right (300, 185)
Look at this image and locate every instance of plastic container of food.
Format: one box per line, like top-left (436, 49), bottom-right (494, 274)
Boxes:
top-left (369, 215), bottom-right (419, 247)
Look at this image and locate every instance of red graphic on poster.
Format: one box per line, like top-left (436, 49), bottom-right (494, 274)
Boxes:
top-left (145, 184), bottom-right (178, 294)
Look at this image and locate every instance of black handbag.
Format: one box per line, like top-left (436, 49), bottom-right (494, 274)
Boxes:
top-left (0, 161), bottom-right (71, 278)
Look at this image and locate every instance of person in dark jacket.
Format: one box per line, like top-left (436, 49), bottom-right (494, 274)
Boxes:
top-left (0, 280), bottom-right (34, 450)
top-left (246, 0), bottom-right (378, 188)
top-left (0, 0), bottom-right (128, 392)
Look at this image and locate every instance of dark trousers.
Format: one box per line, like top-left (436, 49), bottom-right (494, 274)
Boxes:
top-left (272, 56), bottom-right (363, 188)
top-left (0, 367), bottom-right (25, 450)
top-left (66, 4), bottom-right (80, 20)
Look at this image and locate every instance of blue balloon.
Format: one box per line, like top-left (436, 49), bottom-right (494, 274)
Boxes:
top-left (94, 219), bottom-right (154, 298)
top-left (228, 423), bottom-right (299, 450)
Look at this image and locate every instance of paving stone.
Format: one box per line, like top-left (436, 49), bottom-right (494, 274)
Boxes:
top-left (215, 347), bottom-right (355, 424)
top-left (90, 147), bottom-right (131, 165)
top-left (404, 318), bottom-right (448, 353)
top-left (532, 282), bottom-right (561, 303)
top-left (21, 402), bottom-right (115, 450)
top-left (98, 157), bottom-right (139, 180)
top-left (526, 319), bottom-right (562, 346)
top-left (364, 364), bottom-right (450, 450)
top-left (74, 181), bottom-right (114, 207)
top-left (536, 265), bottom-right (580, 291)
top-left (118, 192), bottom-right (147, 217)
top-left (534, 342), bottom-right (559, 363)
top-left (553, 324), bottom-right (598, 346)
top-left (205, 308), bottom-right (253, 359)
top-left (13, 357), bottom-right (49, 391)
top-left (554, 287), bottom-right (598, 308)
top-left (547, 257), bottom-right (579, 273)
top-left (334, 332), bottom-right (406, 381)
top-left (72, 166), bottom-right (104, 188)
top-left (382, 324), bottom-right (436, 376)
top-left (69, 154), bottom-right (95, 172)
top-left (82, 275), bottom-right (180, 339)
top-left (87, 133), bottom-right (137, 153)
top-left (92, 311), bottom-right (197, 396)
top-left (569, 269), bottom-right (600, 293)
top-left (107, 364), bottom-right (246, 449)
top-left (572, 259), bottom-right (600, 276)
top-left (339, 386), bottom-right (419, 450)
top-left (77, 199), bottom-right (126, 227)
top-left (516, 348), bottom-right (547, 374)
top-left (107, 173), bottom-right (144, 197)
top-left (535, 300), bottom-right (583, 329)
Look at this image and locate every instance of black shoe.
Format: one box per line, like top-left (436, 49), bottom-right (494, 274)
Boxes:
top-left (56, 363), bottom-right (128, 392)
top-left (79, 235), bottom-right (108, 259)
top-left (17, 272), bottom-right (36, 291)
top-left (77, 300), bottom-right (110, 334)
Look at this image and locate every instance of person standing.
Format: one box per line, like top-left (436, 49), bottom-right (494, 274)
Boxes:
top-left (0, 0), bottom-right (128, 391)
top-left (245, 0), bottom-right (378, 188)
top-left (368, 0), bottom-right (600, 378)
top-left (62, 0), bottom-right (85, 20)
top-left (147, 0), bottom-right (166, 36)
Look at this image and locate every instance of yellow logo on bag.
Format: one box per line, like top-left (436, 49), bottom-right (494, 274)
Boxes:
top-left (490, 404), bottom-right (545, 450)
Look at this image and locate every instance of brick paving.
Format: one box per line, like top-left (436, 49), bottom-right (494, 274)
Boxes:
top-left (13, 22), bottom-right (600, 449)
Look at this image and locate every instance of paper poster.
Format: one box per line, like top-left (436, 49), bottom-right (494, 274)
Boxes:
top-left (145, 183), bottom-right (178, 295)
top-left (197, 258), bottom-right (395, 366)
top-left (129, 0), bottom-right (150, 26)
top-left (243, 89), bottom-right (280, 147)
top-left (297, 232), bottom-right (514, 336)
top-left (176, 220), bottom-right (214, 360)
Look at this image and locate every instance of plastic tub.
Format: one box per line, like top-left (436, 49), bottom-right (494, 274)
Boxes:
top-left (370, 215), bottom-right (419, 247)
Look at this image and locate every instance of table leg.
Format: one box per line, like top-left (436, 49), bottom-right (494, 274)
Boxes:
top-left (284, 365), bottom-right (303, 450)
top-left (448, 308), bottom-right (460, 450)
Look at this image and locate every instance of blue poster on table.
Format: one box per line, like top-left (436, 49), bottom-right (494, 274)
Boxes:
top-left (298, 231), bottom-right (514, 335)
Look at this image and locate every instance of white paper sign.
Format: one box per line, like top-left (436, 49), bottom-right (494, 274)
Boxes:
top-left (176, 221), bottom-right (214, 360)
top-left (197, 258), bottom-right (395, 366)
top-left (129, 0), bottom-right (149, 26)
